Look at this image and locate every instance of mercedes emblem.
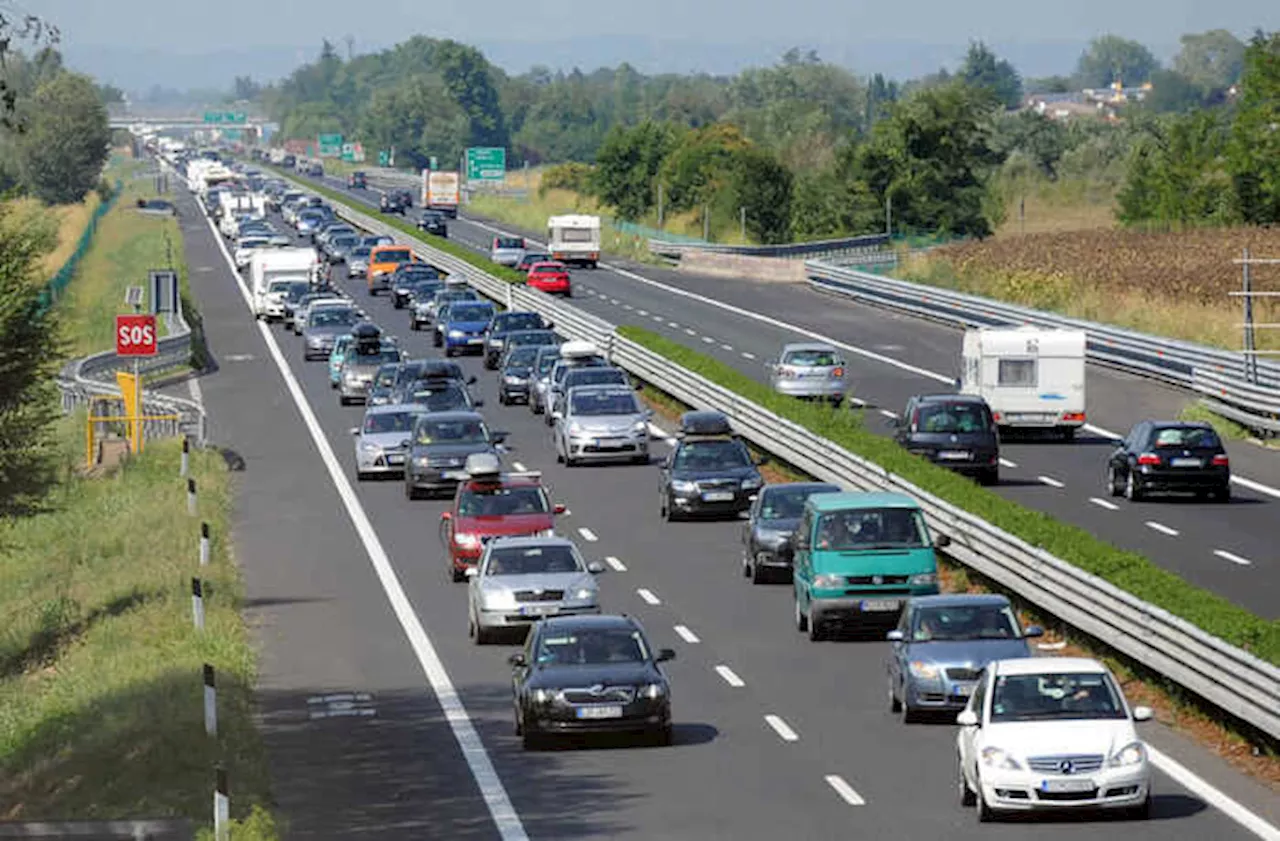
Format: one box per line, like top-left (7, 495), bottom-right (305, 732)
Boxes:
top-left (1058, 759), bottom-right (1075, 775)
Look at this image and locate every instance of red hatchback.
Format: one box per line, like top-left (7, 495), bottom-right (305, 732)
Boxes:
top-left (526, 261), bottom-right (571, 296)
top-left (439, 470), bottom-right (565, 581)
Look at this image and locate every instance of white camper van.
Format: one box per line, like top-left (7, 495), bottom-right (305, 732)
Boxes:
top-left (546, 214), bottom-right (601, 268)
top-left (960, 326), bottom-right (1086, 437)
top-left (251, 247), bottom-right (320, 319)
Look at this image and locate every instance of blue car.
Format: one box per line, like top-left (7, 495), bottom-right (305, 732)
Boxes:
top-left (436, 301), bottom-right (496, 357)
top-left (328, 334), bottom-right (355, 388)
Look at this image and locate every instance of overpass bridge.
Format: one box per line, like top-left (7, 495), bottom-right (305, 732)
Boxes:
top-left (109, 115), bottom-right (277, 135)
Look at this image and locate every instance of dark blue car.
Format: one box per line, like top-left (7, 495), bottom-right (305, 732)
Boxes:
top-left (438, 301), bottom-right (496, 357)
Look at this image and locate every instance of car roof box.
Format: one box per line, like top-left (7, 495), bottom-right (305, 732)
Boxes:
top-left (465, 452), bottom-right (502, 478)
top-left (560, 340), bottom-right (602, 359)
top-left (679, 410), bottom-right (731, 436)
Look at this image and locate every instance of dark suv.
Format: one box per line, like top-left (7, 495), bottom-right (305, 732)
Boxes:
top-left (889, 394), bottom-right (1000, 485)
top-left (348, 171), bottom-right (367, 189)
top-left (659, 411), bottom-right (766, 520)
top-left (380, 189), bottom-right (413, 214)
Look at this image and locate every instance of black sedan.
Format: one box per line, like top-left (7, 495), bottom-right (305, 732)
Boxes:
top-left (741, 482), bottom-right (841, 584)
top-left (483, 311), bottom-right (551, 369)
top-left (1106, 420), bottom-right (1231, 501)
top-left (510, 614), bottom-right (675, 749)
top-left (348, 171), bottom-right (367, 189)
top-left (660, 411), bottom-right (766, 521)
top-left (379, 190), bottom-right (412, 214)
top-left (418, 210), bottom-right (449, 237)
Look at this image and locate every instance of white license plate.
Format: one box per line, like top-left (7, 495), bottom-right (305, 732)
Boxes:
top-left (951, 683), bottom-right (974, 697)
top-left (576, 705), bottom-right (623, 720)
top-left (467, 338), bottom-right (483, 344)
top-left (519, 604), bottom-right (557, 616)
top-left (936, 451), bottom-right (971, 461)
top-left (1171, 458), bottom-right (1201, 467)
top-left (594, 438), bottom-right (625, 449)
top-left (442, 469), bottom-right (468, 479)
top-left (386, 454), bottom-right (404, 464)
top-left (702, 491), bottom-right (735, 502)
top-left (859, 598), bottom-right (903, 612)
top-left (1040, 778), bottom-right (1095, 793)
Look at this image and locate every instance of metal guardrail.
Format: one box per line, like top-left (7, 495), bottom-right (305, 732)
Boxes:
top-left (296, 172), bottom-right (1280, 740)
top-left (806, 261), bottom-right (1280, 435)
top-left (650, 232), bottom-right (892, 262)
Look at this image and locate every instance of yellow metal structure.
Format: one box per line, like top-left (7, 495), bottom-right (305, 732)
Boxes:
top-left (84, 390), bottom-right (180, 469)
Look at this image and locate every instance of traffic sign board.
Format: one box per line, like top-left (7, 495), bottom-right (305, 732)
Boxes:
top-left (317, 133), bottom-right (343, 157)
top-left (203, 111), bottom-right (247, 124)
top-left (341, 143), bottom-right (356, 162)
top-left (430, 156), bottom-right (438, 170)
top-left (116, 314), bottom-right (158, 357)
top-left (466, 147), bottom-right (506, 181)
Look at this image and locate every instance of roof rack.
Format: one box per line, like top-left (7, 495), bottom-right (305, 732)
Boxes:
top-left (678, 410), bottom-right (732, 437)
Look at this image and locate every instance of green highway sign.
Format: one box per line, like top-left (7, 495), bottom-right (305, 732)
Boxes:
top-left (317, 133), bottom-right (343, 157)
top-left (466, 146), bottom-right (506, 181)
top-left (430, 156), bottom-right (438, 170)
top-left (203, 111), bottom-right (247, 124)
top-left (341, 143), bottom-right (356, 163)
top-left (378, 150), bottom-right (390, 166)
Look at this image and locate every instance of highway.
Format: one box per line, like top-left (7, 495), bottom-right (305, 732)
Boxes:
top-left (175, 173), bottom-right (1276, 840)
top-left (307, 171), bottom-right (1280, 620)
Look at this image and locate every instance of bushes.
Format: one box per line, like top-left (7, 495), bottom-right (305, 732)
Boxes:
top-left (539, 162), bottom-right (593, 196)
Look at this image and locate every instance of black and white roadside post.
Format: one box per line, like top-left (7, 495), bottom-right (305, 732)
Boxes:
top-left (191, 578), bottom-right (205, 631)
top-left (213, 766), bottom-right (229, 841)
top-left (181, 437), bottom-right (190, 477)
top-left (203, 664), bottom-right (218, 737)
top-left (187, 478), bottom-right (197, 516)
top-left (200, 522), bottom-right (210, 567)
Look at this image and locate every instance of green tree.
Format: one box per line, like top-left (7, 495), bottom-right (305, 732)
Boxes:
top-left (658, 122), bottom-right (751, 212)
top-left (960, 41), bottom-right (1023, 109)
top-left (1075, 35), bottom-right (1159, 88)
top-left (97, 83), bottom-right (125, 104)
top-left (590, 120), bottom-right (679, 220)
top-left (435, 40), bottom-right (508, 148)
top-left (1173, 30), bottom-right (1245, 93)
top-left (866, 73), bottom-right (899, 125)
top-left (728, 146), bottom-right (793, 243)
top-left (1117, 112), bottom-right (1237, 225)
top-left (0, 208), bottom-right (64, 515)
top-left (1227, 32), bottom-right (1280, 224)
top-left (15, 72), bottom-right (110, 204)
top-left (0, 13), bottom-right (59, 129)
top-left (358, 75), bottom-right (470, 170)
top-left (1141, 69), bottom-right (1204, 113)
top-left (991, 110), bottom-right (1068, 177)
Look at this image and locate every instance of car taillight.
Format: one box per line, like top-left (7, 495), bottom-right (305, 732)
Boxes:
top-left (1212, 455), bottom-right (1229, 467)
top-left (1136, 453), bottom-right (1160, 466)
top-left (1062, 411), bottom-right (1086, 422)
top-left (832, 367), bottom-right (844, 378)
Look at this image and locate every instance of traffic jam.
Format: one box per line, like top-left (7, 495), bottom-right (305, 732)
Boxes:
top-left (184, 149), bottom-right (1162, 822)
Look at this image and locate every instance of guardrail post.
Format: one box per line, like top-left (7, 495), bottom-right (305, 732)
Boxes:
top-left (191, 577), bottom-right (205, 631)
top-left (204, 664), bottom-right (218, 737)
top-left (200, 522), bottom-right (210, 566)
top-left (213, 765), bottom-right (229, 841)
top-left (187, 478), bottom-right (197, 516)
top-left (180, 437), bottom-right (190, 477)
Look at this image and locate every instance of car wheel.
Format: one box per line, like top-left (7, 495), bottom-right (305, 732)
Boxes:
top-left (958, 757), bottom-right (976, 807)
top-left (329, 380), bottom-right (337, 390)
top-left (976, 774), bottom-right (996, 823)
top-left (410, 321), bottom-right (419, 331)
top-left (978, 467), bottom-right (999, 486)
top-left (807, 603), bottom-right (823, 641)
top-left (1107, 466), bottom-right (1123, 497)
top-left (649, 725), bottom-right (673, 747)
top-left (750, 560), bottom-right (768, 585)
top-left (1125, 795), bottom-right (1152, 820)
top-left (901, 697), bottom-right (919, 724)
top-left (513, 703), bottom-right (523, 736)
top-left (451, 566), bottom-right (467, 583)
top-left (498, 391), bottom-right (507, 405)
top-left (889, 680), bottom-right (902, 713)
top-left (393, 300), bottom-right (402, 310)
top-left (1215, 483), bottom-right (1232, 503)
top-left (474, 623), bottom-right (492, 646)
top-left (1124, 470), bottom-right (1143, 501)
top-left (522, 729), bottom-right (545, 751)
top-left (660, 493), bottom-right (673, 522)
top-left (445, 347), bottom-right (455, 358)
top-left (405, 483), bottom-right (420, 500)
top-left (794, 594), bottom-right (809, 632)
top-left (742, 555), bottom-right (753, 579)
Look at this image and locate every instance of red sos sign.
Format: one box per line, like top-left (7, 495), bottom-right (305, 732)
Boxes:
top-left (116, 314), bottom-right (158, 356)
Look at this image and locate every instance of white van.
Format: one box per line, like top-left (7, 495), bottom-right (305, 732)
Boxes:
top-left (251, 247), bottom-right (319, 319)
top-left (960, 326), bottom-right (1086, 437)
top-left (547, 214), bottom-right (601, 269)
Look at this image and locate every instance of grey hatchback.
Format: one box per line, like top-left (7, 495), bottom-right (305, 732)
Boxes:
top-left (768, 342), bottom-right (847, 405)
top-left (404, 411), bottom-right (508, 499)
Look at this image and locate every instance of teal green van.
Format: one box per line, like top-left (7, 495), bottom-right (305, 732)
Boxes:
top-left (779, 492), bottom-right (945, 641)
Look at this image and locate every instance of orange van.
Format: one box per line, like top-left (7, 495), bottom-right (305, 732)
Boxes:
top-left (367, 244), bottom-right (415, 295)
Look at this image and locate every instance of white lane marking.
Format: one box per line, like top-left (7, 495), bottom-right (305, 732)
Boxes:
top-left (651, 315), bottom-right (663, 322)
top-left (764, 714), bottom-right (799, 742)
top-left (714, 665), bottom-right (745, 687)
top-left (721, 344), bottom-right (733, 351)
top-left (578, 527), bottom-right (598, 542)
top-left (824, 774), bottom-right (866, 806)
top-left (878, 409), bottom-right (898, 419)
top-left (741, 351), bottom-right (756, 360)
top-left (1214, 549), bottom-right (1253, 567)
top-left (1145, 521), bottom-right (1180, 537)
top-left (605, 556), bottom-right (628, 572)
top-left (998, 458), bottom-right (1017, 468)
top-left (1228, 474), bottom-right (1280, 500)
top-left (609, 297), bottom-right (620, 305)
top-left (637, 588), bottom-right (661, 605)
top-left (623, 304), bottom-right (633, 311)
top-left (187, 373), bottom-right (205, 407)
top-left (673, 625), bottom-right (700, 644)
top-left (684, 328), bottom-right (696, 336)
top-left (701, 336), bottom-right (715, 344)
top-left (1089, 497), bottom-right (1120, 511)
top-left (1037, 475), bottom-right (1065, 488)
top-left (1147, 744), bottom-right (1280, 841)
top-left (198, 204), bottom-right (529, 840)
top-left (512, 461), bottom-right (526, 472)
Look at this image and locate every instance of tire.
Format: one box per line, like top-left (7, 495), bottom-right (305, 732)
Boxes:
top-left (649, 725), bottom-right (673, 747)
top-left (410, 321), bottom-right (419, 331)
top-left (1125, 795), bottom-right (1152, 820)
top-left (750, 560), bottom-right (768, 585)
top-left (807, 603), bottom-right (823, 641)
top-left (393, 300), bottom-right (403, 310)
top-left (1107, 466), bottom-right (1123, 497)
top-left (451, 565), bottom-right (467, 583)
top-left (498, 391), bottom-right (508, 406)
top-left (959, 759), bottom-right (977, 807)
top-left (445, 347), bottom-right (455, 358)
top-left (1124, 470), bottom-right (1143, 501)
top-left (795, 594), bottom-right (809, 632)
top-left (976, 777), bottom-right (995, 823)
top-left (978, 467), bottom-right (999, 486)
top-left (522, 729), bottom-right (545, 751)
top-left (1060, 426), bottom-right (1077, 442)
top-left (901, 699), bottom-right (919, 724)
top-left (405, 483), bottom-right (421, 500)
top-left (474, 624), bottom-right (493, 646)
top-left (433, 333), bottom-right (442, 348)
top-left (660, 493), bottom-right (672, 522)
top-left (889, 680), bottom-right (902, 713)
top-left (1215, 483), bottom-right (1232, 503)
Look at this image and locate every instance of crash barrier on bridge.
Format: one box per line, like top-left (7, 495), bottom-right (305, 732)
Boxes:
top-left (649, 232), bottom-right (891, 263)
top-left (36, 181), bottom-right (123, 313)
top-left (303, 180), bottom-right (1280, 742)
top-left (807, 262), bottom-right (1280, 437)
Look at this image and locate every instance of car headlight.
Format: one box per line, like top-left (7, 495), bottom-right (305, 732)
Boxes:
top-left (359, 442), bottom-right (380, 454)
top-left (639, 682), bottom-right (666, 699)
top-left (481, 588), bottom-right (516, 609)
top-left (632, 420), bottom-right (647, 434)
top-left (567, 422), bottom-right (583, 436)
top-left (531, 688), bottom-right (555, 704)
top-left (980, 746), bottom-right (1022, 770)
top-left (812, 573), bottom-right (845, 589)
top-left (670, 479), bottom-right (697, 493)
top-left (448, 329), bottom-right (464, 338)
top-left (741, 477), bottom-right (762, 490)
top-left (536, 528), bottom-right (556, 538)
top-left (489, 338), bottom-right (503, 346)
top-left (1109, 742), bottom-right (1146, 767)
top-left (454, 533), bottom-right (481, 549)
top-left (571, 587), bottom-right (596, 602)
top-left (504, 375), bottom-right (526, 385)
top-left (909, 572), bottom-right (937, 586)
top-left (908, 661), bottom-right (941, 679)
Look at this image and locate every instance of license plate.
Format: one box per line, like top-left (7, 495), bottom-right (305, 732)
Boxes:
top-left (702, 491), bottom-right (735, 502)
top-left (576, 705), bottom-right (623, 720)
top-left (1040, 778), bottom-right (1095, 793)
top-left (951, 683), bottom-right (974, 697)
top-left (442, 469), bottom-right (468, 479)
top-left (936, 451), bottom-right (971, 461)
top-left (1171, 457), bottom-right (1201, 467)
top-left (859, 598), bottom-right (903, 612)
top-left (519, 604), bottom-right (557, 616)
top-left (594, 438), bottom-right (624, 449)
top-left (386, 454), bottom-right (404, 464)
top-left (467, 338), bottom-right (483, 344)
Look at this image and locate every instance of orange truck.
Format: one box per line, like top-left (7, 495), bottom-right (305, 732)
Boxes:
top-left (367, 244), bottom-right (416, 295)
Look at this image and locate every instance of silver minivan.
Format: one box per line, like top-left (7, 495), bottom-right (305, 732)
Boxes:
top-left (769, 342), bottom-right (847, 405)
top-left (553, 384), bottom-right (651, 466)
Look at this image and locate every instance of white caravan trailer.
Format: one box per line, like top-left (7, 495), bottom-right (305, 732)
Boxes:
top-left (960, 326), bottom-right (1087, 437)
top-left (546, 214), bottom-right (601, 268)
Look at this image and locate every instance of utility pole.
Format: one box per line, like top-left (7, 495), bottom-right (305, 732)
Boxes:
top-left (885, 193), bottom-right (893, 238)
top-left (1243, 247), bottom-right (1257, 384)
top-left (739, 206), bottom-right (746, 242)
top-left (703, 204), bottom-right (710, 241)
top-left (657, 183), bottom-right (664, 230)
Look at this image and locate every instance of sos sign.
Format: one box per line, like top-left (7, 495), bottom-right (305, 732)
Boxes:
top-left (115, 314), bottom-right (158, 356)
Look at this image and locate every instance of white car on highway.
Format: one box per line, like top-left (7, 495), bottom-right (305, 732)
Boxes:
top-left (956, 657), bottom-right (1152, 822)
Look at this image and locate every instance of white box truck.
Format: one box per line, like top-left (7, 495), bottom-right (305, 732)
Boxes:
top-left (423, 170), bottom-right (460, 217)
top-left (251, 247), bottom-right (320, 319)
top-left (547, 214), bottom-right (601, 268)
top-left (960, 326), bottom-right (1087, 437)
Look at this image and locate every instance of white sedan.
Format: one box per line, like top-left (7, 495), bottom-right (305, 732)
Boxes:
top-left (956, 657), bottom-right (1153, 821)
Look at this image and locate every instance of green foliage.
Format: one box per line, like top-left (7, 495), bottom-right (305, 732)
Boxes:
top-left (194, 805), bottom-right (281, 841)
top-left (729, 145), bottom-right (793, 243)
top-left (618, 324), bottom-right (1280, 664)
top-left (658, 123), bottom-right (750, 212)
top-left (1227, 32), bottom-right (1280, 225)
top-left (991, 110), bottom-right (1068, 178)
top-left (590, 120), bottom-right (679, 220)
top-left (1117, 112), bottom-right (1237, 226)
top-left (1075, 35), bottom-right (1160, 88)
top-left (960, 41), bottom-right (1023, 109)
top-left (1173, 30), bottom-right (1246, 94)
top-left (539, 162), bottom-right (594, 195)
top-left (1141, 69), bottom-right (1206, 114)
top-left (13, 72), bottom-right (110, 204)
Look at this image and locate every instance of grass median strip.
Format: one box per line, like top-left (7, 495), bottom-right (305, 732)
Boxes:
top-left (617, 324), bottom-right (1280, 666)
top-left (0, 431), bottom-right (273, 828)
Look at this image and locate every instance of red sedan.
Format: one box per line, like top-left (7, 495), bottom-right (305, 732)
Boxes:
top-left (439, 471), bottom-right (565, 581)
top-left (526, 261), bottom-right (572, 296)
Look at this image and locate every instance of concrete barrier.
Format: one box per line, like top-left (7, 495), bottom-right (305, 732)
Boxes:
top-left (676, 251), bottom-right (805, 283)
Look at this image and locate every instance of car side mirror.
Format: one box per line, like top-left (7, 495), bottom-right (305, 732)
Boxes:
top-left (468, 375), bottom-right (478, 385)
top-left (886, 629), bottom-right (904, 642)
top-left (553, 503), bottom-right (567, 515)
top-left (492, 431), bottom-right (509, 443)
top-left (1022, 625), bottom-right (1044, 639)
top-left (464, 567), bottom-right (478, 578)
top-left (644, 409), bottom-right (654, 419)
top-left (508, 652), bottom-right (526, 668)
top-left (440, 512), bottom-right (452, 521)
top-left (472, 399), bottom-right (485, 407)
top-left (956, 709), bottom-right (979, 727)
top-left (551, 410), bottom-right (563, 420)
top-left (545, 321), bottom-right (554, 330)
top-left (348, 427), bottom-right (359, 435)
top-left (586, 561), bottom-right (604, 574)
top-left (1131, 706), bottom-right (1153, 722)
top-left (655, 648), bottom-right (676, 663)
top-left (934, 534), bottom-right (951, 548)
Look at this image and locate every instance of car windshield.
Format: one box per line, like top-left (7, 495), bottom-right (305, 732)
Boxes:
top-left (373, 366), bottom-right (398, 387)
top-left (508, 332), bottom-right (557, 347)
top-left (990, 672), bottom-right (1128, 722)
top-left (495, 238), bottom-right (524, 249)
top-left (533, 263), bottom-right (566, 273)
top-left (457, 486), bottom-right (549, 517)
top-left (505, 348), bottom-right (540, 369)
top-left (911, 604), bottom-right (1020, 642)
top-left (495, 313), bottom-right (543, 331)
top-left (1150, 426), bottom-right (1221, 449)
top-left (534, 628), bottom-right (648, 666)
top-left (310, 309), bottom-right (357, 327)
top-left (521, 253), bottom-right (550, 265)
top-left (554, 359), bottom-right (606, 384)
top-left (375, 248), bottom-right (412, 264)
top-left (332, 236), bottom-right (359, 248)
top-left (536, 353), bottom-right (560, 374)
top-left (268, 280), bottom-right (294, 294)
top-left (240, 238), bottom-right (268, 248)
top-left (415, 417), bottom-right (488, 445)
top-left (450, 305), bottom-right (494, 322)
top-left (783, 349), bottom-right (841, 367)
top-left (352, 247), bottom-right (371, 258)
top-left (439, 291), bottom-right (477, 304)
top-left (363, 411), bottom-right (418, 434)
top-left (401, 267), bottom-right (440, 281)
top-left (816, 507), bottom-right (929, 550)
top-left (282, 282), bottom-right (310, 301)
top-left (673, 439), bottom-right (751, 470)
top-left (406, 384), bottom-right (468, 411)
top-left (760, 486), bottom-right (837, 521)
top-left (485, 544), bottom-right (581, 576)
top-left (915, 403), bottom-right (991, 434)
top-left (566, 369), bottom-right (627, 390)
top-left (572, 390), bottom-right (638, 416)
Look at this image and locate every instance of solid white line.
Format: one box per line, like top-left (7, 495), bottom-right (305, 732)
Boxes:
top-left (1145, 521), bottom-right (1180, 537)
top-left (1037, 475), bottom-right (1065, 488)
top-left (1229, 474), bottom-right (1280, 500)
top-left (1089, 497), bottom-right (1120, 511)
top-left (673, 625), bottom-right (700, 644)
top-left (1214, 549), bottom-right (1253, 567)
top-left (764, 714), bottom-right (799, 742)
top-left (646, 423), bottom-right (671, 440)
top-left (605, 556), bottom-right (628, 572)
top-left (824, 774), bottom-right (866, 806)
top-left (878, 409), bottom-right (898, 419)
top-left (578, 527), bottom-right (598, 542)
top-left (714, 665), bottom-right (745, 687)
top-left (1147, 745), bottom-right (1280, 841)
top-left (187, 373), bottom-right (204, 407)
top-left (512, 461), bottom-right (526, 472)
top-left (998, 457), bottom-right (1017, 468)
top-left (637, 588), bottom-right (661, 605)
top-left (198, 206), bottom-right (529, 840)
top-left (741, 351), bottom-right (756, 360)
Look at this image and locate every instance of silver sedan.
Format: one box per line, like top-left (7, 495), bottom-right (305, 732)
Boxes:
top-left (768, 342), bottom-right (847, 404)
top-left (350, 404), bottom-right (421, 479)
top-left (553, 385), bottom-right (651, 466)
top-left (466, 536), bottom-right (603, 644)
